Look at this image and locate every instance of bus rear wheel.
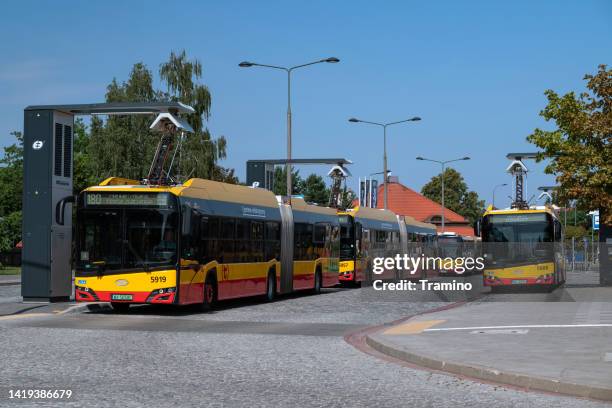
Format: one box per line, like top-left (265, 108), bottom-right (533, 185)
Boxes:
top-left (110, 302), bottom-right (130, 313)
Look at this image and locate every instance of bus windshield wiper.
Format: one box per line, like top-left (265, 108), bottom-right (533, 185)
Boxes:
top-left (123, 240), bottom-right (150, 272)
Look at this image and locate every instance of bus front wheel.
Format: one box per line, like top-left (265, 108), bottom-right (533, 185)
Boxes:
top-left (201, 274), bottom-right (217, 311)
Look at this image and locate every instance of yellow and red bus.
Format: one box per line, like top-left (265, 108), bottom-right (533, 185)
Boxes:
top-left (75, 177), bottom-right (339, 311)
top-left (479, 206), bottom-right (566, 291)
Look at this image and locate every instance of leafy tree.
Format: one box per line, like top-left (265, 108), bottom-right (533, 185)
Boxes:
top-left (159, 51), bottom-right (232, 182)
top-left (421, 168), bottom-right (485, 225)
top-left (0, 211), bottom-right (21, 252)
top-left (299, 174), bottom-right (330, 205)
top-left (0, 132), bottom-right (23, 216)
top-left (272, 166), bottom-right (303, 196)
top-left (73, 118), bottom-right (96, 194)
top-left (87, 51), bottom-right (235, 184)
top-left (0, 132), bottom-right (24, 251)
top-left (527, 65), bottom-right (612, 224)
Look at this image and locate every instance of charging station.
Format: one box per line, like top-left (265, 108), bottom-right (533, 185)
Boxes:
top-left (21, 102), bottom-right (194, 301)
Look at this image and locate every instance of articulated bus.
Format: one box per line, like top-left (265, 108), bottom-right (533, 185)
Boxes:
top-left (338, 207), bottom-right (437, 284)
top-left (75, 177), bottom-right (339, 311)
top-left (479, 206), bottom-right (566, 291)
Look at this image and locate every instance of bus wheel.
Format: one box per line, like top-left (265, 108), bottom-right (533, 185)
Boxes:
top-left (313, 268), bottom-right (322, 294)
top-left (201, 274), bottom-right (217, 311)
top-left (110, 302), bottom-right (130, 313)
top-left (265, 270), bottom-right (276, 302)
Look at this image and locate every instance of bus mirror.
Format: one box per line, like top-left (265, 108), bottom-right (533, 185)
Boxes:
top-left (474, 219), bottom-right (481, 237)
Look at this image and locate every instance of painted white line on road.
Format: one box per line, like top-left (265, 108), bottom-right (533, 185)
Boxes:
top-left (424, 323), bottom-right (612, 332)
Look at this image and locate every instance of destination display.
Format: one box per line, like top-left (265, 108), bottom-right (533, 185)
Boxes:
top-left (85, 192), bottom-right (171, 207)
top-left (489, 213), bottom-right (547, 223)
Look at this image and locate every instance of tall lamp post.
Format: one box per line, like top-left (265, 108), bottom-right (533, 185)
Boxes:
top-left (239, 57), bottom-right (339, 200)
top-left (416, 156), bottom-right (471, 233)
top-left (492, 183), bottom-right (508, 209)
top-left (349, 117), bottom-right (421, 209)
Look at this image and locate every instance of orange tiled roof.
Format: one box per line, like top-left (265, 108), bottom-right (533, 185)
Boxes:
top-left (375, 181), bottom-right (468, 224)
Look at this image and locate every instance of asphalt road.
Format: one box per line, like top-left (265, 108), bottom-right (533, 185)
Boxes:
top-left (0, 278), bottom-right (608, 407)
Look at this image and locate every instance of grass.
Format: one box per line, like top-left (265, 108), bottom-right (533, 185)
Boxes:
top-left (0, 266), bottom-right (21, 275)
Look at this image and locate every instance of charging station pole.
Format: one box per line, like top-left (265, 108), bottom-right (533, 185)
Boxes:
top-left (21, 102), bottom-right (194, 302)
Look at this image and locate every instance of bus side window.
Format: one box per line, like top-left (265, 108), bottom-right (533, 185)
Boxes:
top-left (251, 221), bottom-right (264, 262)
top-left (265, 221), bottom-right (280, 261)
top-left (201, 217), bottom-right (219, 264)
top-left (236, 219), bottom-right (250, 263)
top-left (220, 218), bottom-right (235, 263)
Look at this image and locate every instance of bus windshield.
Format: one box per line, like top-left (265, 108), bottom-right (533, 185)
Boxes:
top-left (78, 209), bottom-right (178, 272)
top-left (482, 212), bottom-right (553, 265)
top-left (339, 215), bottom-right (355, 260)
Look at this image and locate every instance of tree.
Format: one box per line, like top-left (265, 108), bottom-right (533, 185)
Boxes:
top-left (0, 132), bottom-right (23, 216)
top-left (272, 166), bottom-right (303, 196)
top-left (527, 65), bottom-right (612, 223)
top-left (299, 174), bottom-right (330, 205)
top-left (0, 132), bottom-right (24, 251)
top-left (86, 51), bottom-right (236, 184)
top-left (421, 168), bottom-right (485, 225)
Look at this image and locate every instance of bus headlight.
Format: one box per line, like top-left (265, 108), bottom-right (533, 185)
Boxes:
top-left (146, 287), bottom-right (176, 302)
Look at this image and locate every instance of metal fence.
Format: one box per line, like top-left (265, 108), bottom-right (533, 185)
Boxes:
top-left (564, 237), bottom-right (599, 272)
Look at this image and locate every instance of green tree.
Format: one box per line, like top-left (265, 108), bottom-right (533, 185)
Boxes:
top-left (299, 174), bottom-right (330, 205)
top-left (527, 65), bottom-right (612, 224)
top-left (0, 132), bottom-right (24, 251)
top-left (0, 132), bottom-right (23, 216)
top-left (0, 211), bottom-right (22, 252)
top-left (421, 168), bottom-right (485, 225)
top-left (87, 51), bottom-right (235, 184)
top-left (73, 118), bottom-right (96, 194)
top-left (272, 166), bottom-right (303, 196)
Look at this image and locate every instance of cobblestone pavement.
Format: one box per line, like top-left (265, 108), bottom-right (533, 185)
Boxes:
top-left (0, 286), bottom-right (607, 407)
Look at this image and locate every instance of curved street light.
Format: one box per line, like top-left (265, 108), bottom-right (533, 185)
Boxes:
top-left (240, 57), bottom-right (340, 200)
top-left (349, 116), bottom-right (421, 209)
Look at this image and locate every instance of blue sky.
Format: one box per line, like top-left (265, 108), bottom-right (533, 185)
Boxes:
top-left (1, 0), bottom-right (610, 208)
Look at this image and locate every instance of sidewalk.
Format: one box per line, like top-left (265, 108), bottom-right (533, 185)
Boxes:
top-left (0, 274), bottom-right (20, 286)
top-left (366, 288), bottom-right (612, 401)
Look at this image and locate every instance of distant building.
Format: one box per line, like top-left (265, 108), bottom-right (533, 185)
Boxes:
top-left (375, 176), bottom-right (474, 237)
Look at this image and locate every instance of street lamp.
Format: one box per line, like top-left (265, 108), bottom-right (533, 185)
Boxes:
top-left (349, 116), bottom-right (421, 209)
top-left (492, 183), bottom-right (508, 209)
top-left (239, 57), bottom-right (340, 200)
top-left (416, 156), bottom-right (471, 233)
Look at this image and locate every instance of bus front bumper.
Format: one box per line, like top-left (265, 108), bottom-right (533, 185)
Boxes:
top-left (75, 286), bottom-right (176, 304)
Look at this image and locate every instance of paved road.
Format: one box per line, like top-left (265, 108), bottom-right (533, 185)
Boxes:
top-left (0, 283), bottom-right (608, 407)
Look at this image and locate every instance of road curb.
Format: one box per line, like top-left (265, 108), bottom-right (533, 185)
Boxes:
top-left (365, 331), bottom-right (612, 402)
top-left (0, 280), bottom-right (20, 286)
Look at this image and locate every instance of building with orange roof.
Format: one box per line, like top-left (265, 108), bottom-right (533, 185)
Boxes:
top-left (373, 176), bottom-right (474, 237)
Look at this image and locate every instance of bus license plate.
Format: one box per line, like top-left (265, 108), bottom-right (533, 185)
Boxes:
top-left (111, 294), bottom-right (133, 301)
top-left (511, 280), bottom-right (527, 284)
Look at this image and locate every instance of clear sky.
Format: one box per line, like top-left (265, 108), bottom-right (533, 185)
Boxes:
top-left (1, 0), bottom-right (610, 208)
